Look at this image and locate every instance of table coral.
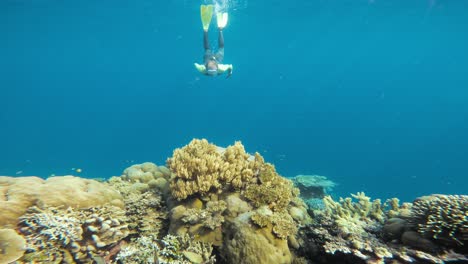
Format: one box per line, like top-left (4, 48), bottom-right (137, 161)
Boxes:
top-left (290, 174), bottom-right (336, 200)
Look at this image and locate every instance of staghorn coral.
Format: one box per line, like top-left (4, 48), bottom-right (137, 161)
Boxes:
top-left (322, 192), bottom-right (386, 237)
top-left (385, 197), bottom-right (412, 219)
top-left (409, 194), bottom-right (468, 247)
top-left (0, 228), bottom-right (26, 264)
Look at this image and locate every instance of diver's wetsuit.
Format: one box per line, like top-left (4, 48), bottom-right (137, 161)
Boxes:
top-left (204, 30), bottom-right (224, 64)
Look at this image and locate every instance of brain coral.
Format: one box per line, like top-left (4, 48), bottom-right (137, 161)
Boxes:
top-left (410, 194), bottom-right (468, 246)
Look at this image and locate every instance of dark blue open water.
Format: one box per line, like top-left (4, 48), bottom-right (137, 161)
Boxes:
top-left (1, 0), bottom-right (467, 202)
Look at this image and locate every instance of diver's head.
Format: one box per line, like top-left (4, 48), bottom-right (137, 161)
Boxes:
top-left (206, 59), bottom-right (218, 76)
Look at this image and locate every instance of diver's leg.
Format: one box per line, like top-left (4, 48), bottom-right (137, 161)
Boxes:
top-left (204, 31), bottom-right (210, 50)
top-left (218, 30), bottom-right (224, 49)
top-left (214, 29), bottom-right (225, 63)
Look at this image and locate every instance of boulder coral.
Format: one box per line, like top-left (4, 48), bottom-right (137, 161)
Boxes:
top-left (0, 228), bottom-right (26, 264)
top-left (0, 176), bottom-right (124, 228)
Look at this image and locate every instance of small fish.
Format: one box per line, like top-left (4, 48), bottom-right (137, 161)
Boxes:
top-left (15, 170), bottom-right (23, 175)
top-left (76, 168), bottom-right (82, 173)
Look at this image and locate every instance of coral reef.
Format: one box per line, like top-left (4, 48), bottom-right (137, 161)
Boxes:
top-left (0, 176), bottom-right (124, 228)
top-left (0, 228), bottom-right (26, 264)
top-left (2, 140), bottom-right (466, 264)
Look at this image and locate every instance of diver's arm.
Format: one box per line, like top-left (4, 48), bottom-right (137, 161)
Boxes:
top-left (194, 63), bottom-right (207, 74)
top-left (218, 64), bottom-right (233, 78)
top-left (226, 64), bottom-right (232, 78)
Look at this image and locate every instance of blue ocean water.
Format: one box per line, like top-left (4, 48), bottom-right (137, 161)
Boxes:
top-left (1, 0), bottom-right (467, 202)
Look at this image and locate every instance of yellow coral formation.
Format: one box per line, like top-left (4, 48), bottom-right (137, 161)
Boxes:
top-left (166, 139), bottom-right (310, 262)
top-left (167, 139), bottom-right (265, 200)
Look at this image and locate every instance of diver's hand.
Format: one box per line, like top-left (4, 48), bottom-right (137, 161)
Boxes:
top-left (226, 66), bottom-right (233, 78)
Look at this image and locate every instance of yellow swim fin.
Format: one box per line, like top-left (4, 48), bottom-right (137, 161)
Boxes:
top-left (200, 5), bottom-right (214, 31)
top-left (216, 12), bottom-right (228, 29)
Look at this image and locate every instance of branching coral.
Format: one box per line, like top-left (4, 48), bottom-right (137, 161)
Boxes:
top-left (116, 234), bottom-right (215, 264)
top-left (18, 205), bottom-right (130, 263)
top-left (322, 192), bottom-right (385, 237)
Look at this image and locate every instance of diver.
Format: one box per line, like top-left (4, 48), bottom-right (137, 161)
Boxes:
top-left (194, 5), bottom-right (233, 78)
